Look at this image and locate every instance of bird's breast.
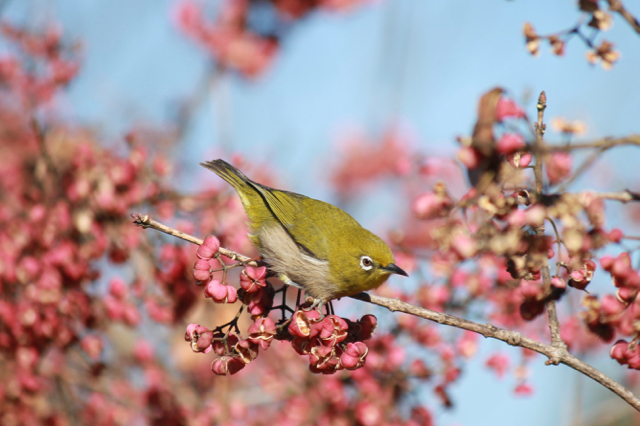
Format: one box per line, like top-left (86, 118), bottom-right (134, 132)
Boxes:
top-left (256, 224), bottom-right (337, 301)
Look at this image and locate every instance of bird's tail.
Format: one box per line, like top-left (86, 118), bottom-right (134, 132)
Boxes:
top-left (201, 159), bottom-right (264, 210)
top-left (201, 159), bottom-right (253, 190)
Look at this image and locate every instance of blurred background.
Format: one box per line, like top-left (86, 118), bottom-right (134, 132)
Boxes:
top-left (2, 0), bottom-right (640, 425)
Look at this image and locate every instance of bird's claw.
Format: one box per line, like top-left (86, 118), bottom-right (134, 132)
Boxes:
top-left (302, 297), bottom-right (325, 321)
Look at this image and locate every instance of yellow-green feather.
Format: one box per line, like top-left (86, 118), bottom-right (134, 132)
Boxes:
top-left (201, 159), bottom-right (397, 299)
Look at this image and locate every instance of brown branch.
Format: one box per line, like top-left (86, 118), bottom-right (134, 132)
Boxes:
top-left (607, 0), bottom-right (640, 34)
top-left (130, 213), bottom-right (258, 265)
top-left (540, 135), bottom-right (640, 152)
top-left (131, 212), bottom-right (640, 411)
top-left (349, 292), bottom-right (640, 411)
top-left (556, 146), bottom-right (608, 192)
top-left (532, 91), bottom-right (567, 353)
top-left (555, 134), bottom-right (639, 192)
top-left (595, 190), bottom-right (640, 203)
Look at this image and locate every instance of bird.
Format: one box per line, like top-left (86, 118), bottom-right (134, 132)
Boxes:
top-left (201, 159), bottom-right (408, 312)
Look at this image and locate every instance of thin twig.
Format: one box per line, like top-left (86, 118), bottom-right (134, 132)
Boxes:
top-left (556, 146), bottom-right (608, 192)
top-left (532, 91), bottom-right (567, 353)
top-left (131, 213), bottom-right (640, 411)
top-left (607, 0), bottom-right (640, 34)
top-left (593, 190), bottom-right (640, 203)
top-left (539, 135), bottom-right (640, 152)
top-left (130, 213), bottom-right (258, 265)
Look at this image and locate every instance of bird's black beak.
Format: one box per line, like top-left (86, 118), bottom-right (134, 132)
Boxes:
top-left (383, 263), bottom-right (409, 277)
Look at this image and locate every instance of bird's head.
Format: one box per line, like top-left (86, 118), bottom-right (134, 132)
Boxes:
top-left (332, 229), bottom-right (408, 296)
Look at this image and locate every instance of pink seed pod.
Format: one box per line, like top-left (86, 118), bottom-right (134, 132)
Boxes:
top-left (193, 259), bottom-right (211, 282)
top-left (196, 235), bottom-right (220, 260)
top-left (340, 342), bottom-right (368, 370)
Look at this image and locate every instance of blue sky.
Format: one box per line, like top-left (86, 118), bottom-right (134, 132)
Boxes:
top-left (4, 0), bottom-right (640, 424)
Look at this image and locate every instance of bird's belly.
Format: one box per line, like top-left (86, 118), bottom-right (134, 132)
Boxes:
top-left (256, 225), bottom-right (336, 301)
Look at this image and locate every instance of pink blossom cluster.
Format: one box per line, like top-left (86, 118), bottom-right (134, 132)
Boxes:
top-left (289, 310), bottom-right (376, 373)
top-left (174, 0), bottom-right (376, 79)
top-left (331, 127), bottom-right (414, 196)
top-left (0, 22), bottom-right (80, 106)
top-left (0, 21), bottom-right (204, 424)
top-left (174, 0), bottom-right (278, 78)
top-left (611, 340), bottom-right (640, 369)
top-left (189, 235), bottom-right (382, 375)
top-left (325, 91), bottom-right (640, 400)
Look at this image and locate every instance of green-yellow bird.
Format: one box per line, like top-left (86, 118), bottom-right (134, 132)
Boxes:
top-left (201, 159), bottom-right (408, 309)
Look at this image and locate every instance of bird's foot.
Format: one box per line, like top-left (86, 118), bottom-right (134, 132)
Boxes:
top-left (302, 296), bottom-right (325, 321)
top-left (278, 274), bottom-right (326, 320)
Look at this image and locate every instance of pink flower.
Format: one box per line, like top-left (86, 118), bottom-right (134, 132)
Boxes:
top-left (627, 350), bottom-right (640, 370)
top-left (456, 331), bottom-right (479, 358)
top-left (340, 342), bottom-right (368, 370)
top-left (550, 277), bottom-right (566, 289)
top-left (193, 259), bottom-right (212, 282)
top-left (600, 255), bottom-right (615, 271)
top-left (608, 229), bottom-right (623, 243)
top-left (109, 278), bottom-right (127, 299)
top-left (612, 253), bottom-right (632, 279)
top-left (354, 401), bottom-right (383, 426)
top-left (173, 0), bottom-right (203, 36)
top-left (248, 317), bottom-right (276, 349)
top-left (204, 280), bottom-right (238, 304)
top-left (239, 266), bottom-right (267, 293)
top-left (212, 333), bottom-right (239, 356)
top-left (81, 335), bottom-right (103, 361)
top-left (457, 146), bottom-right (483, 169)
top-left (318, 315), bottom-right (349, 347)
top-left (244, 287), bottom-right (272, 316)
top-left (17, 256), bottom-right (41, 283)
top-left (16, 347), bottom-right (39, 370)
top-left (507, 152), bottom-right (533, 168)
top-left (569, 260), bottom-right (596, 290)
top-left (234, 340), bottom-right (259, 364)
top-left (507, 209), bottom-right (526, 227)
top-left (546, 152), bottom-right (572, 184)
top-left (524, 204), bottom-right (546, 227)
top-left (309, 345), bottom-right (336, 372)
top-left (600, 294), bottom-right (627, 316)
top-left (610, 340), bottom-right (629, 364)
top-left (496, 96), bottom-right (526, 121)
top-left (104, 295), bottom-right (124, 320)
top-left (409, 359), bottom-right (432, 378)
top-left (355, 314), bottom-right (377, 341)
top-left (451, 234), bottom-right (477, 259)
top-left (133, 340), bottom-right (154, 363)
top-left (514, 382), bottom-right (534, 396)
top-left (486, 353), bottom-right (510, 379)
top-left (211, 356), bottom-right (245, 376)
top-left (196, 235), bottom-right (220, 260)
top-left (288, 309), bottom-right (323, 339)
top-left (244, 266), bottom-right (267, 281)
top-left (292, 336), bottom-right (319, 355)
top-left (412, 192), bottom-right (441, 219)
top-left (189, 325), bottom-right (213, 353)
top-left (617, 287), bottom-right (637, 303)
top-left (184, 323), bottom-right (198, 341)
top-left (496, 133), bottom-right (525, 154)
top-left (123, 304), bottom-right (141, 326)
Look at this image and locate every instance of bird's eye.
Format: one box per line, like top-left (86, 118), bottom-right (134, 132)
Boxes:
top-left (360, 256), bottom-right (373, 271)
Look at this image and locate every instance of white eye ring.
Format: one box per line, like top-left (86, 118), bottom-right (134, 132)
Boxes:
top-left (360, 256), bottom-right (373, 271)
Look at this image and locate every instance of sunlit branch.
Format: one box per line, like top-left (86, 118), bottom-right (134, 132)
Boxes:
top-left (132, 212), bottom-right (640, 412)
top-left (607, 0), bottom-right (640, 34)
top-left (531, 91), bottom-right (566, 353)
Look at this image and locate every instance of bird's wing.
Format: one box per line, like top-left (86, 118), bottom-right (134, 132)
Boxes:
top-left (247, 182), bottom-right (336, 260)
top-left (252, 185), bottom-right (299, 231)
